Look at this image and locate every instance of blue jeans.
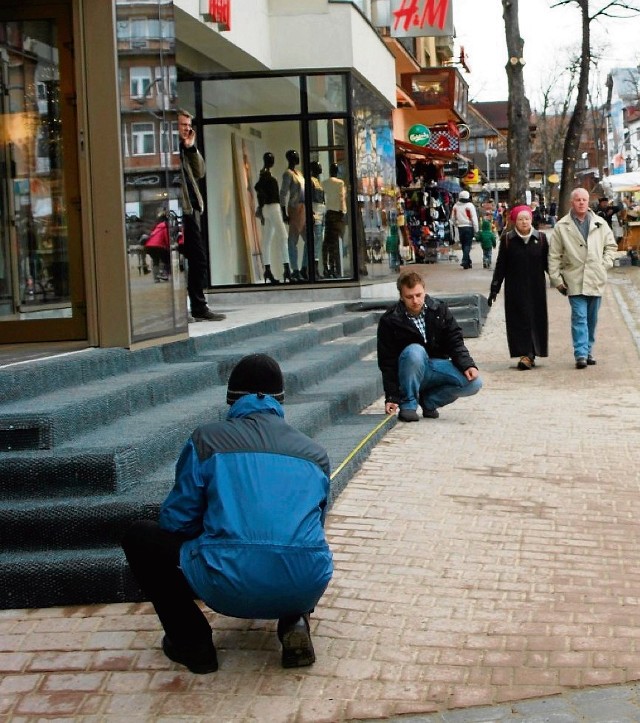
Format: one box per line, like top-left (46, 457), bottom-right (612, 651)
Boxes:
top-left (458, 227), bottom-right (474, 268)
top-left (569, 295), bottom-right (601, 359)
top-left (398, 344), bottom-right (482, 412)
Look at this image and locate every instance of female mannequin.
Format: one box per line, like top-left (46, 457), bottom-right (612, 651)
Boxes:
top-left (280, 149), bottom-right (306, 282)
top-left (254, 152), bottom-right (291, 282)
top-left (309, 161), bottom-right (325, 279)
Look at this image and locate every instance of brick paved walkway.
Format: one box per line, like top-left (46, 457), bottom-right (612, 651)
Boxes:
top-left (1, 252), bottom-right (640, 721)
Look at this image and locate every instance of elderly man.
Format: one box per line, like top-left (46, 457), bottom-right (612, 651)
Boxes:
top-left (377, 270), bottom-right (482, 422)
top-left (122, 354), bottom-right (333, 673)
top-left (548, 188), bottom-right (618, 369)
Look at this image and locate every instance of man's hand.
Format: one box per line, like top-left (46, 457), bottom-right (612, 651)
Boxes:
top-left (487, 292), bottom-right (497, 307)
top-left (385, 401), bottom-right (398, 415)
top-left (183, 127), bottom-right (196, 149)
top-left (464, 367), bottom-right (479, 381)
top-left (556, 283), bottom-right (568, 296)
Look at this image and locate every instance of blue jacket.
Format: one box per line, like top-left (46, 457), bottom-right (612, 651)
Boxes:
top-left (158, 394), bottom-right (333, 619)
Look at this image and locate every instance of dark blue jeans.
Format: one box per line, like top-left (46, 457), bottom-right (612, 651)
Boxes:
top-left (458, 226), bottom-right (474, 268)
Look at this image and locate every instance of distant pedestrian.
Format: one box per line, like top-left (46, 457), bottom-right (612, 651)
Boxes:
top-left (377, 269), bottom-right (482, 422)
top-left (476, 213), bottom-right (497, 269)
top-left (488, 205), bottom-right (549, 370)
top-left (548, 188), bottom-right (618, 369)
top-left (450, 190), bottom-right (478, 269)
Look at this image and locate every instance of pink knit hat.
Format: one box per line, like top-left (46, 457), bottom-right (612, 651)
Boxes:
top-left (509, 205), bottom-right (532, 223)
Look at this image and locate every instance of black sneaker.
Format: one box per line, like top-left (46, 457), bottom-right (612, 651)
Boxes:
top-left (587, 356), bottom-right (597, 365)
top-left (575, 357), bottom-right (588, 369)
top-left (191, 309), bottom-right (226, 322)
top-left (422, 407), bottom-right (439, 419)
top-left (162, 635), bottom-right (218, 674)
top-left (278, 615), bottom-right (315, 669)
top-left (398, 408), bottom-right (420, 422)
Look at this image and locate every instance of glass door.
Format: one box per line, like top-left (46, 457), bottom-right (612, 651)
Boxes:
top-left (0, 1), bottom-right (86, 342)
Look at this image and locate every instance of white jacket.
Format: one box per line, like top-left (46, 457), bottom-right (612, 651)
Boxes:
top-left (451, 201), bottom-right (479, 233)
top-left (548, 210), bottom-right (617, 296)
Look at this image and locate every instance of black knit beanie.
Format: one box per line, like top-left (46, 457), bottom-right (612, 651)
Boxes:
top-left (226, 353), bottom-right (285, 405)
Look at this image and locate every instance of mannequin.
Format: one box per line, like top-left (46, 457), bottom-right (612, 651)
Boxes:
top-left (309, 161), bottom-right (325, 279)
top-left (321, 163), bottom-right (346, 278)
top-left (280, 149), bottom-right (306, 282)
top-left (254, 152), bottom-right (291, 283)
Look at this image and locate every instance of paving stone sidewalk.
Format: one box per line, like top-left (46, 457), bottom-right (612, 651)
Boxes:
top-left (1, 251), bottom-right (640, 722)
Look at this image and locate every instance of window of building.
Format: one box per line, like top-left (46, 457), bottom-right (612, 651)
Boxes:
top-left (476, 137), bottom-right (486, 152)
top-left (201, 76), bottom-right (301, 118)
top-left (130, 67), bottom-right (152, 99)
top-left (161, 121), bottom-right (179, 153)
top-left (131, 122), bottom-right (155, 155)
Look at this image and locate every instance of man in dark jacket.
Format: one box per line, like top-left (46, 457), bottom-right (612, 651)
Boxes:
top-left (377, 270), bottom-right (482, 422)
top-left (122, 354), bottom-right (333, 673)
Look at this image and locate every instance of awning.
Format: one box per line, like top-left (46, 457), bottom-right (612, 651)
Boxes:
top-left (602, 171), bottom-right (640, 193)
top-left (395, 138), bottom-right (459, 163)
top-left (436, 179), bottom-right (461, 193)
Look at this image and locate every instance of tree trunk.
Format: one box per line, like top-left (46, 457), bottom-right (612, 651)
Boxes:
top-left (502, 0), bottom-right (531, 206)
top-left (558, 0), bottom-right (590, 216)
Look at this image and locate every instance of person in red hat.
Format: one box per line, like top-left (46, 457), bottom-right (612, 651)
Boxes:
top-left (488, 205), bottom-right (550, 371)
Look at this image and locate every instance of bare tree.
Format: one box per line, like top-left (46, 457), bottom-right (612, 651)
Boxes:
top-left (552, 0), bottom-right (640, 214)
top-left (502, 0), bottom-right (531, 205)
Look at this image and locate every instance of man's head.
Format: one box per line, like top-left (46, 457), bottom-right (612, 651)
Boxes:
top-left (226, 354), bottom-right (284, 405)
top-left (458, 190), bottom-right (470, 201)
top-left (397, 270), bottom-right (426, 316)
top-left (177, 109), bottom-right (194, 143)
top-left (570, 188), bottom-right (590, 220)
top-left (598, 197), bottom-right (609, 207)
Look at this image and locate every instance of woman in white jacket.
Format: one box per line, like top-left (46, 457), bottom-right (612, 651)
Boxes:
top-left (451, 190), bottom-right (479, 269)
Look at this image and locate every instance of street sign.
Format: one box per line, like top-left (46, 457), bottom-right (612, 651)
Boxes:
top-left (553, 160), bottom-right (563, 174)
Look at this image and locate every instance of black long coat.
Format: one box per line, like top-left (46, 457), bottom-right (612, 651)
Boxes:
top-left (490, 229), bottom-right (549, 358)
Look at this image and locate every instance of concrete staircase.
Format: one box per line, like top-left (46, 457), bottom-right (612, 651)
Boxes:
top-left (0, 304), bottom-right (394, 609)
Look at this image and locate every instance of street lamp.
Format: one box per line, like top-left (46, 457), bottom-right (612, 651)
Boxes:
top-left (485, 146), bottom-right (498, 206)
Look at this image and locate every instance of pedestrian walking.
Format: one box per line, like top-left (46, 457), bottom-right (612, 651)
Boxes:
top-left (450, 190), bottom-right (478, 269)
top-left (548, 188), bottom-right (618, 369)
top-left (488, 205), bottom-right (549, 370)
top-left (476, 213), bottom-right (497, 269)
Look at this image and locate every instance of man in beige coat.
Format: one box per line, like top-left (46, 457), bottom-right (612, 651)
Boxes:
top-left (548, 188), bottom-right (617, 369)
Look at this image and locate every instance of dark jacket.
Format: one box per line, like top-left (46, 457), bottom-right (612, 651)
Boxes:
top-left (490, 228), bottom-right (549, 358)
top-left (158, 394), bottom-right (333, 620)
top-left (377, 296), bottom-right (477, 404)
top-left (254, 168), bottom-right (280, 207)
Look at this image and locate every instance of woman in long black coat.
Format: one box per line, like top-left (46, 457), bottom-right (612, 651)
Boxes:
top-left (488, 205), bottom-right (549, 370)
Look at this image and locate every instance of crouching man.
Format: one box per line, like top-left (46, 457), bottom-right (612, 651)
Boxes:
top-left (377, 270), bottom-right (482, 421)
top-left (122, 354), bottom-right (333, 673)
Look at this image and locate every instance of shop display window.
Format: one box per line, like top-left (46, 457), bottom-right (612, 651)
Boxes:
top-left (201, 76), bottom-right (301, 119)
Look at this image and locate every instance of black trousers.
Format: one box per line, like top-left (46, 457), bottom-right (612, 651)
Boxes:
top-left (182, 212), bottom-right (209, 314)
top-left (121, 520), bottom-right (214, 647)
top-left (322, 210), bottom-right (345, 271)
top-left (121, 521), bottom-right (303, 647)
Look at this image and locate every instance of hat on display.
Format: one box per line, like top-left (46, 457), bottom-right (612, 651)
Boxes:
top-left (226, 353), bottom-right (285, 405)
top-left (458, 190), bottom-right (470, 201)
top-left (509, 204), bottom-right (533, 222)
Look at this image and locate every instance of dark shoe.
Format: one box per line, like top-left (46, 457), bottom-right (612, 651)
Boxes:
top-left (278, 616), bottom-right (315, 669)
top-left (517, 356), bottom-right (533, 370)
top-left (263, 266), bottom-right (280, 284)
top-left (398, 408), bottom-right (420, 422)
top-left (191, 309), bottom-right (226, 322)
top-left (587, 355), bottom-right (597, 365)
top-left (299, 267), bottom-right (308, 281)
top-left (162, 635), bottom-right (218, 674)
top-left (421, 407), bottom-right (439, 419)
top-left (575, 357), bottom-right (588, 369)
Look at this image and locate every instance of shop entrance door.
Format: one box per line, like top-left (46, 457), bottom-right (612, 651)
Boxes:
top-left (0, 1), bottom-right (86, 343)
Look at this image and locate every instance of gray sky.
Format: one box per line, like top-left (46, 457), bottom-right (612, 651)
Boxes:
top-left (453, 0), bottom-right (640, 108)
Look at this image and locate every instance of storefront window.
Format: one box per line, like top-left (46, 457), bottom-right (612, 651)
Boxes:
top-left (116, 0), bottom-right (185, 342)
top-left (352, 77), bottom-right (396, 279)
top-left (201, 76), bottom-right (301, 119)
top-left (307, 74), bottom-right (347, 114)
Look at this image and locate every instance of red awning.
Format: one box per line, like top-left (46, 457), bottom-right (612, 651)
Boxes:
top-left (395, 138), bottom-right (460, 163)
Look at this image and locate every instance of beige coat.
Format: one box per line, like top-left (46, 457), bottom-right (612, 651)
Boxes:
top-left (548, 210), bottom-right (617, 296)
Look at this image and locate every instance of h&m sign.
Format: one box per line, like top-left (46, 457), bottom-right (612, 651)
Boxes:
top-left (391, 0), bottom-right (453, 38)
top-left (200, 0), bottom-right (231, 30)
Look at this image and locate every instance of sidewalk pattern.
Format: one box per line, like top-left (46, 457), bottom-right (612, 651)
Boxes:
top-left (1, 257), bottom-right (640, 721)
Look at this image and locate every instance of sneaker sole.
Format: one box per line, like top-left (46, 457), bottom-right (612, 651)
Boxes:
top-left (281, 629), bottom-right (316, 668)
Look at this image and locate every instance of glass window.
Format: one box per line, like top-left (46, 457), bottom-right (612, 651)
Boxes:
top-left (161, 121), bottom-right (179, 153)
top-left (307, 74), bottom-right (347, 113)
top-left (201, 76), bottom-right (301, 119)
top-left (130, 67), bottom-right (152, 98)
top-left (476, 137), bottom-right (485, 152)
top-left (131, 18), bottom-right (147, 38)
top-left (132, 122), bottom-right (155, 155)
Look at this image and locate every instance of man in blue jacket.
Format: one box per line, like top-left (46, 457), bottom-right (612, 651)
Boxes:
top-left (122, 354), bottom-right (333, 673)
top-left (377, 270), bottom-right (482, 422)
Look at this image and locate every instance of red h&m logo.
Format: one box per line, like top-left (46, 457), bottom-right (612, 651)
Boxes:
top-left (392, 0), bottom-right (451, 35)
top-left (208, 0), bottom-right (231, 30)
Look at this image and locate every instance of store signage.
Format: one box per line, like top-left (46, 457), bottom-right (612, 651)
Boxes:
top-left (408, 124), bottom-right (431, 146)
top-left (200, 0), bottom-right (231, 30)
top-left (390, 0), bottom-right (453, 38)
top-left (463, 168), bottom-right (479, 184)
